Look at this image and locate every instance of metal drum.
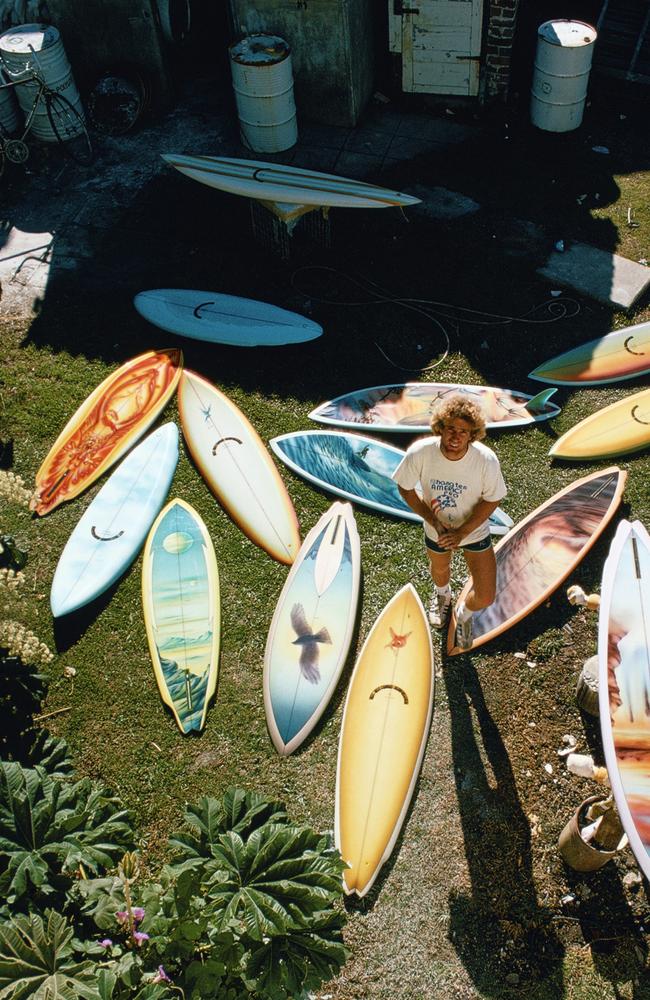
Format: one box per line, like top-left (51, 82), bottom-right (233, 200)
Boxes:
top-left (530, 20), bottom-right (597, 133)
top-left (0, 23), bottom-right (84, 142)
top-left (229, 34), bottom-right (298, 153)
top-left (0, 67), bottom-right (20, 134)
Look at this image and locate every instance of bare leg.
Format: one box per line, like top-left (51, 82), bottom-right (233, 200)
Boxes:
top-left (426, 548), bottom-right (452, 588)
top-left (462, 546), bottom-right (497, 611)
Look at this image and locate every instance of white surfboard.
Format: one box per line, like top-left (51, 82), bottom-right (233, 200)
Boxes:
top-left (178, 370), bottom-right (301, 565)
top-left (264, 502), bottom-right (361, 756)
top-left (134, 289), bottom-right (323, 347)
top-left (162, 154), bottom-right (421, 209)
top-left (50, 423), bottom-right (179, 617)
top-left (598, 519), bottom-right (650, 881)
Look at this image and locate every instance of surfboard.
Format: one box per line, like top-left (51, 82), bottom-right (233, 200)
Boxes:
top-left (309, 383), bottom-right (560, 433)
top-left (161, 154), bottom-right (421, 209)
top-left (269, 430), bottom-right (513, 535)
top-left (134, 289), bottom-right (323, 347)
top-left (549, 388), bottom-right (650, 460)
top-left (447, 466), bottom-right (627, 656)
top-left (31, 349), bottom-right (183, 517)
top-left (50, 423), bottom-right (179, 617)
top-left (529, 320), bottom-right (650, 386)
top-left (142, 497), bottom-right (220, 734)
top-left (178, 370), bottom-right (300, 564)
top-left (598, 519), bottom-right (650, 882)
top-left (335, 583), bottom-right (434, 897)
top-left (264, 502), bottom-right (361, 756)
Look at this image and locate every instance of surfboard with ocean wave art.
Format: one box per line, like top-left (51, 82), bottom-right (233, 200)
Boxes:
top-left (269, 430), bottom-right (512, 535)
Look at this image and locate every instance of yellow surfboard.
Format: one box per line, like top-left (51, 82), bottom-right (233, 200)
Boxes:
top-left (335, 584), bottom-right (434, 898)
top-left (549, 388), bottom-right (650, 460)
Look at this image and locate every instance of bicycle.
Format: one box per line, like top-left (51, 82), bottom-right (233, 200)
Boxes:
top-left (0, 44), bottom-right (93, 174)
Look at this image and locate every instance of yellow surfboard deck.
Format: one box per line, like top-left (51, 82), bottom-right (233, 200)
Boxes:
top-left (335, 583), bottom-right (434, 897)
top-left (550, 388), bottom-right (650, 460)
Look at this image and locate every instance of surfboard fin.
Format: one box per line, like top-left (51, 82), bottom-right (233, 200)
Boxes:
top-left (525, 387), bottom-right (558, 413)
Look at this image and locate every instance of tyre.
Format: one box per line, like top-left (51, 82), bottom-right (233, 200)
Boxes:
top-left (45, 91), bottom-right (94, 165)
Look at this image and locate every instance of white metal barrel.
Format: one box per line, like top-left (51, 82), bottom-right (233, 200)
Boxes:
top-left (229, 34), bottom-right (298, 153)
top-left (0, 67), bottom-right (20, 134)
top-left (531, 20), bottom-right (597, 133)
top-left (0, 23), bottom-right (84, 142)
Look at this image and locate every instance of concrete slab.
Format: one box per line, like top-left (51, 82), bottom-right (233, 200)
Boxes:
top-left (536, 241), bottom-right (650, 310)
top-left (408, 185), bottom-right (481, 221)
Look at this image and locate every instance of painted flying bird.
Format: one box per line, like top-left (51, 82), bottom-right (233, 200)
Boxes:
top-left (290, 602), bottom-right (331, 684)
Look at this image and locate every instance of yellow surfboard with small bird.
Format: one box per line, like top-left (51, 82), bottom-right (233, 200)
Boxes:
top-left (550, 387), bottom-right (650, 460)
top-left (335, 583), bottom-right (434, 898)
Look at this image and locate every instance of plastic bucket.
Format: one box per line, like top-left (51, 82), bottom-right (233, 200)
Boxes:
top-left (229, 34), bottom-right (298, 153)
top-left (0, 67), bottom-right (20, 134)
top-left (530, 20), bottom-right (597, 133)
top-left (0, 23), bottom-right (84, 142)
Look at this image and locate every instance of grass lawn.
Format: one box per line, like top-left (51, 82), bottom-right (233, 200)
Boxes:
top-left (1, 76), bottom-right (650, 998)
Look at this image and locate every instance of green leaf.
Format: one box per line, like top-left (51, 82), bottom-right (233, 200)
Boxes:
top-left (0, 909), bottom-right (99, 999)
top-left (0, 762), bottom-right (134, 915)
top-left (96, 968), bottom-right (116, 1000)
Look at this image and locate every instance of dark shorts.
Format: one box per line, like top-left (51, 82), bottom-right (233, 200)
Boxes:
top-left (424, 533), bottom-right (492, 554)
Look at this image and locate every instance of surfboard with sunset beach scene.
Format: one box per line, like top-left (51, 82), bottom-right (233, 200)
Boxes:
top-left (142, 498), bottom-right (220, 734)
top-left (447, 467), bottom-right (627, 656)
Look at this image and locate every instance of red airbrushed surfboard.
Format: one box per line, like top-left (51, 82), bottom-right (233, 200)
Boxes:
top-left (31, 349), bottom-right (182, 516)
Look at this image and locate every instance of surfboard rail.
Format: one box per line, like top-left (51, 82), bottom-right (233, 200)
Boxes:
top-left (447, 466), bottom-right (627, 655)
top-left (598, 519), bottom-right (650, 882)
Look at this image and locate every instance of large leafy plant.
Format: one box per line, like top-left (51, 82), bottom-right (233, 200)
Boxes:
top-left (0, 909), bottom-right (99, 999)
top-left (0, 760), bottom-right (134, 919)
top-left (76, 789), bottom-right (347, 1000)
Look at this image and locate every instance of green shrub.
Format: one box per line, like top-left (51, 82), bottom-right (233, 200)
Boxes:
top-left (0, 760), bottom-right (135, 919)
top-left (74, 789), bottom-right (347, 999)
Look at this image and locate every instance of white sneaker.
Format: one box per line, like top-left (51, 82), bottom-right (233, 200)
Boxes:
top-left (454, 614), bottom-right (473, 651)
top-left (429, 590), bottom-right (452, 628)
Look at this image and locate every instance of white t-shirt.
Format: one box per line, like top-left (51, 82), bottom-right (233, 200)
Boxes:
top-left (392, 436), bottom-right (507, 545)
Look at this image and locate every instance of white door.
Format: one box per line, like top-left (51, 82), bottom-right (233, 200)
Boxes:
top-left (389, 0), bottom-right (484, 96)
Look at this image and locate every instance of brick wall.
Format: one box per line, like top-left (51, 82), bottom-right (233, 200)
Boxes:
top-left (485, 0), bottom-right (521, 100)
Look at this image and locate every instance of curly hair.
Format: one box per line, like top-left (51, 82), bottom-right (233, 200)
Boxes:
top-left (430, 394), bottom-right (486, 441)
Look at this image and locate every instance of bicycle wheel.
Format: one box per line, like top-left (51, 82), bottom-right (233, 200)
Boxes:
top-left (45, 91), bottom-right (93, 165)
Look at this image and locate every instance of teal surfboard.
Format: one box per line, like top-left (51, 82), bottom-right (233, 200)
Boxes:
top-left (269, 430), bottom-right (513, 535)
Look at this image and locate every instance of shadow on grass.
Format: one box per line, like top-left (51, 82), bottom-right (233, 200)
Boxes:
top-left (443, 656), bottom-right (565, 996)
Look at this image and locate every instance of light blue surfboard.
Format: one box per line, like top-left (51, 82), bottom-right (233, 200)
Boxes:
top-left (269, 430), bottom-right (512, 535)
top-left (134, 289), bottom-right (322, 347)
top-left (263, 501), bottom-right (361, 756)
top-left (50, 423), bottom-right (179, 617)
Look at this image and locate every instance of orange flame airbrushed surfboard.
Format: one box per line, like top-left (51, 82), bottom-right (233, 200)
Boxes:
top-left (31, 349), bottom-right (183, 516)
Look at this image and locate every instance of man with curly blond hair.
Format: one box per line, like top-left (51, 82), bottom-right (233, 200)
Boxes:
top-left (392, 394), bottom-right (506, 650)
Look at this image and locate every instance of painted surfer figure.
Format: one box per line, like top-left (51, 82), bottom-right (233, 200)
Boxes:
top-left (392, 395), bottom-right (507, 650)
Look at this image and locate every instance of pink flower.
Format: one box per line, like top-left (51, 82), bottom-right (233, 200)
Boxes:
top-left (115, 910), bottom-right (129, 924)
top-left (99, 939), bottom-right (113, 948)
top-left (152, 965), bottom-right (171, 983)
top-left (132, 907), bottom-right (145, 923)
top-left (133, 931), bottom-right (150, 946)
